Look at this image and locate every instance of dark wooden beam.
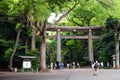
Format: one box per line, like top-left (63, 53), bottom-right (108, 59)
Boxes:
top-left (46, 26), bottom-right (103, 32)
top-left (47, 35), bottom-right (100, 39)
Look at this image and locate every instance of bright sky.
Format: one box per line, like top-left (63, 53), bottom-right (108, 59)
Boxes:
top-left (47, 12), bottom-right (63, 23)
top-left (47, 13), bottom-right (56, 23)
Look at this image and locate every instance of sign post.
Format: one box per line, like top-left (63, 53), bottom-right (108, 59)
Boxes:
top-left (19, 56), bottom-right (35, 72)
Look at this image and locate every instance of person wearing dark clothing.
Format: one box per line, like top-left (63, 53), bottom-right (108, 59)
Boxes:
top-left (93, 61), bottom-right (99, 76)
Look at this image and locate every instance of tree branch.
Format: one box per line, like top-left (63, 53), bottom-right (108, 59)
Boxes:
top-left (53, 1), bottom-right (78, 25)
top-left (41, 18), bottom-right (47, 34)
top-left (71, 18), bottom-right (81, 26)
top-left (35, 20), bottom-right (42, 33)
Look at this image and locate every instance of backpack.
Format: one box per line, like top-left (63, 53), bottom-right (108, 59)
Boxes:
top-left (94, 63), bottom-right (98, 68)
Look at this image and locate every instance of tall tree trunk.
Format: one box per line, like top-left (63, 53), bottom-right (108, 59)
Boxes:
top-left (115, 40), bottom-right (119, 68)
top-left (39, 33), bottom-right (48, 72)
top-left (9, 29), bottom-right (21, 70)
top-left (25, 39), bottom-right (28, 54)
top-left (27, 15), bottom-right (36, 50)
top-left (31, 25), bottom-right (36, 50)
top-left (38, 19), bottom-right (48, 72)
top-left (114, 27), bottom-right (120, 69)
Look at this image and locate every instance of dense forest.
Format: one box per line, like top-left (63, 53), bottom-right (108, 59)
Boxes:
top-left (0, 0), bottom-right (120, 72)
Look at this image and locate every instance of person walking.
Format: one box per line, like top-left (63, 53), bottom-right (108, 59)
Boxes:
top-left (93, 61), bottom-right (99, 76)
top-left (77, 62), bottom-right (80, 68)
top-left (100, 62), bottom-right (104, 69)
top-left (107, 62), bottom-right (110, 69)
top-left (50, 62), bottom-right (53, 70)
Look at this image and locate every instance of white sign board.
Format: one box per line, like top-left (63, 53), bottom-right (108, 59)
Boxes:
top-left (23, 61), bottom-right (31, 69)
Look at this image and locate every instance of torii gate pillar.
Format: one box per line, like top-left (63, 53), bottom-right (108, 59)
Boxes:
top-left (57, 29), bottom-right (61, 62)
top-left (88, 29), bottom-right (94, 62)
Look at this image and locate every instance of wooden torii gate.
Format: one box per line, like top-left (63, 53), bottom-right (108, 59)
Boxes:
top-left (46, 26), bottom-right (102, 62)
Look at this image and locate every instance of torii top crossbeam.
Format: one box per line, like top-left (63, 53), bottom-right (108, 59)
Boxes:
top-left (46, 26), bottom-right (102, 32)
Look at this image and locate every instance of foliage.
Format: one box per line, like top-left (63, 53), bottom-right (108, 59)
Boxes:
top-left (4, 48), bottom-right (13, 61)
top-left (64, 0), bottom-right (110, 26)
top-left (96, 16), bottom-right (120, 65)
top-left (0, 39), bottom-right (14, 61)
top-left (105, 16), bottom-right (119, 30)
top-left (46, 39), bottom-right (56, 63)
top-left (27, 49), bottom-right (40, 69)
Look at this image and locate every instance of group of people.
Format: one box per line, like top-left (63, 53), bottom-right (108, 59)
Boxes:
top-left (50, 62), bottom-right (64, 70)
top-left (50, 61), bottom-right (80, 70)
top-left (67, 62), bottom-right (80, 69)
top-left (50, 60), bottom-right (110, 76)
